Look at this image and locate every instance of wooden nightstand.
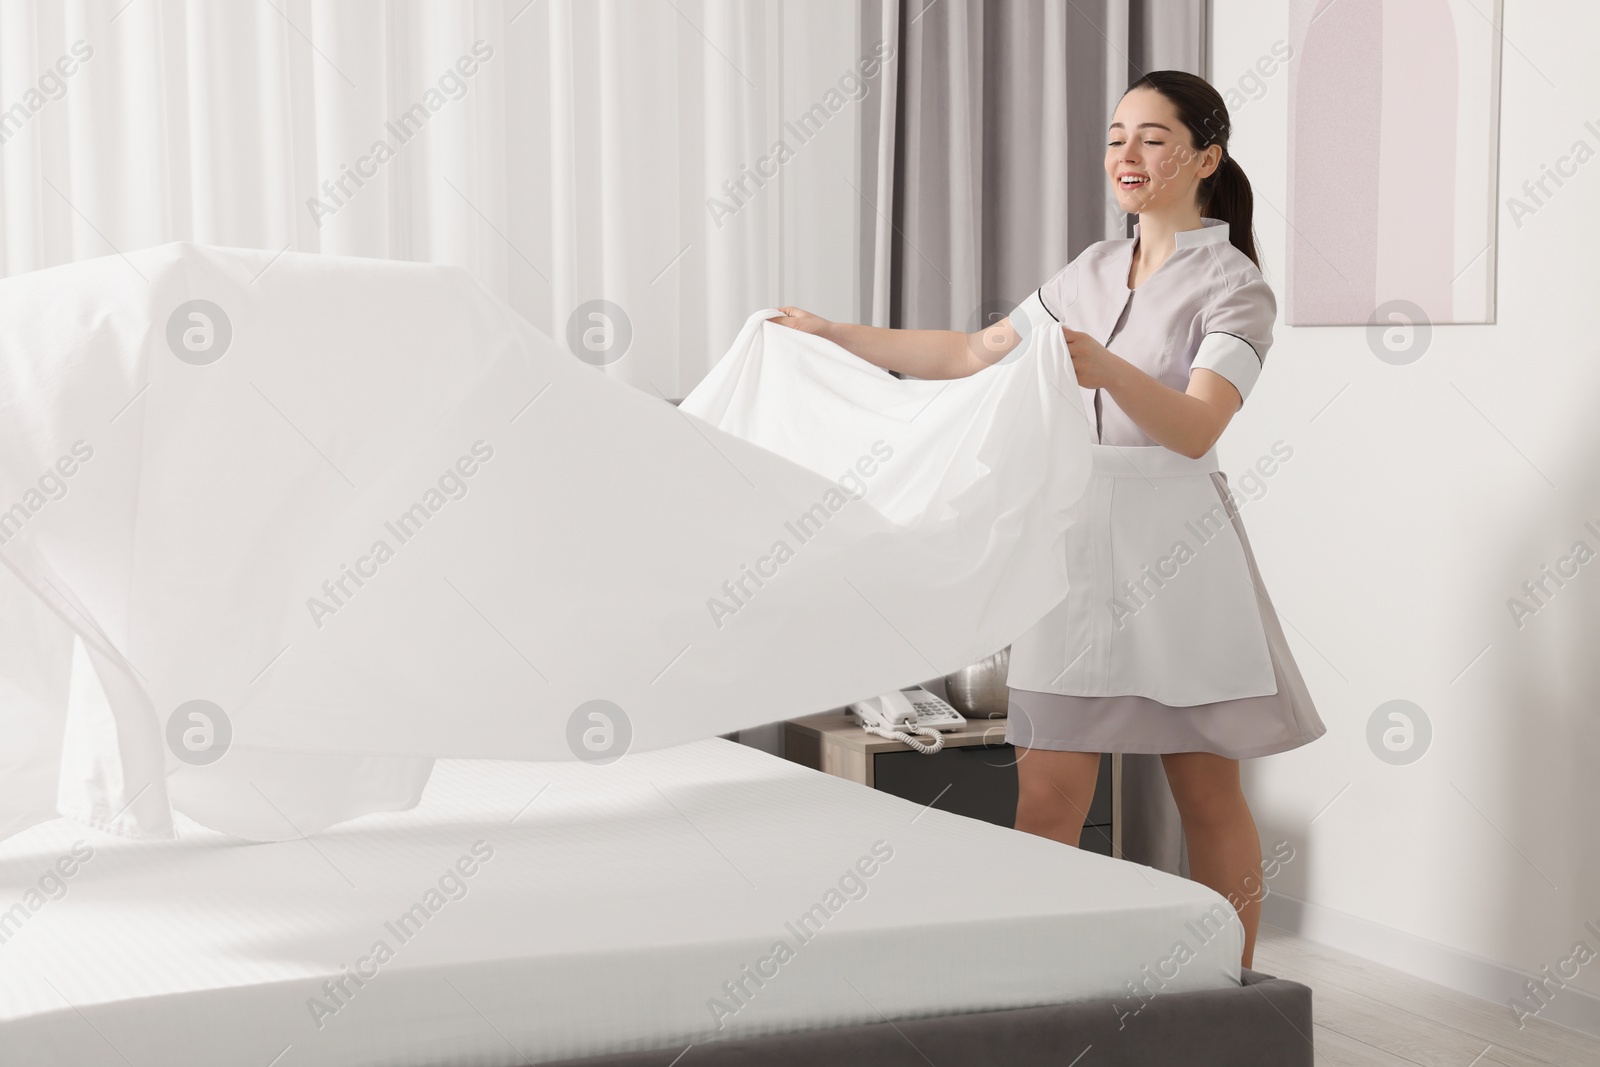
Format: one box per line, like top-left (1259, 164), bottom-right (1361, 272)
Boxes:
top-left (783, 709), bottom-right (1121, 858)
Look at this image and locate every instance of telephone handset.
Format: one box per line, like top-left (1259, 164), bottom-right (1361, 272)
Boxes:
top-left (847, 687), bottom-right (967, 755)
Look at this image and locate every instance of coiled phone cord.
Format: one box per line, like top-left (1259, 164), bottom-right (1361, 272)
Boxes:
top-left (860, 722), bottom-right (946, 755)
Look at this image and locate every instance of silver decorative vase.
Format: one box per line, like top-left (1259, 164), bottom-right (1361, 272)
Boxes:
top-left (943, 646), bottom-right (1011, 718)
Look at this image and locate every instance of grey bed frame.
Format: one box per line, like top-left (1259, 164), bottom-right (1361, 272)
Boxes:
top-left (538, 966), bottom-right (1313, 1066)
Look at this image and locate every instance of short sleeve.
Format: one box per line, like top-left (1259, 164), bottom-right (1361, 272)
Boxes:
top-left (1190, 274), bottom-right (1276, 404)
top-left (1036, 256), bottom-right (1079, 322)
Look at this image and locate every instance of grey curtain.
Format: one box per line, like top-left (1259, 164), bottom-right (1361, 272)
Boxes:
top-left (861, 0), bottom-right (1209, 878)
top-left (855, 0), bottom-right (1208, 330)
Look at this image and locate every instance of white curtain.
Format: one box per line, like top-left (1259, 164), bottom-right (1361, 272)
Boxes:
top-left (0, 0), bottom-right (869, 396)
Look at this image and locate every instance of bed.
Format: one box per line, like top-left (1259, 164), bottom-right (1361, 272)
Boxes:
top-left (0, 738), bottom-right (1312, 1066)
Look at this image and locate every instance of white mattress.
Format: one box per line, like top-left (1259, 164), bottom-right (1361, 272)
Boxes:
top-left (0, 739), bottom-right (1243, 1066)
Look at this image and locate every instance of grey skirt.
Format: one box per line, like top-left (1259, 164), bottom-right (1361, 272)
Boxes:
top-left (1003, 470), bottom-right (1327, 760)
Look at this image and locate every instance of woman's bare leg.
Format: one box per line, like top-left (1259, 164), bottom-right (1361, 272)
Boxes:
top-left (1013, 747), bottom-right (1102, 848)
top-left (1160, 751), bottom-right (1262, 968)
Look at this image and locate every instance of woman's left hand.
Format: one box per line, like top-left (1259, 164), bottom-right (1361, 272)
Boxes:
top-left (1061, 327), bottom-right (1122, 390)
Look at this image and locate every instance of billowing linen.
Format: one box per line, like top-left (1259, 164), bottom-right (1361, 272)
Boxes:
top-left (0, 245), bottom-right (1089, 841)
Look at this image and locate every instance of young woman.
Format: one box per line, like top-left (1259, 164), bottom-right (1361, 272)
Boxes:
top-left (768, 71), bottom-right (1325, 969)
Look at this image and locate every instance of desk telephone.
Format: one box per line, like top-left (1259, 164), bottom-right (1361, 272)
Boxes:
top-left (847, 687), bottom-right (966, 754)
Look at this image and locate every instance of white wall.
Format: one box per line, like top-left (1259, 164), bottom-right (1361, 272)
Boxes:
top-left (1213, 0), bottom-right (1600, 1035)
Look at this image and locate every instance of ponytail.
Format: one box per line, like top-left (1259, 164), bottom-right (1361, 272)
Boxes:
top-left (1203, 154), bottom-right (1259, 269)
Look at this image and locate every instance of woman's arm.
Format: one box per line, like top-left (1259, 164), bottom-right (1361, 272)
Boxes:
top-left (768, 307), bottom-right (1022, 380)
top-left (1106, 274), bottom-right (1274, 458)
top-left (1063, 327), bottom-right (1240, 459)
top-left (1107, 366), bottom-right (1241, 459)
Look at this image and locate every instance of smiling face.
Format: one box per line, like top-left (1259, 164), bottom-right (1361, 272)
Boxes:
top-left (1105, 87), bottom-right (1221, 217)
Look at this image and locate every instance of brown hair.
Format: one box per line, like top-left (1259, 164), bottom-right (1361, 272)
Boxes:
top-left (1123, 70), bottom-right (1260, 269)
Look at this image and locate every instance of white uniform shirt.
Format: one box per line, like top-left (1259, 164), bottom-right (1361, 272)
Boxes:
top-left (1036, 217), bottom-right (1275, 446)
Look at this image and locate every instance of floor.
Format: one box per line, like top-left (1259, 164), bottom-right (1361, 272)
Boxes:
top-left (1254, 922), bottom-right (1600, 1067)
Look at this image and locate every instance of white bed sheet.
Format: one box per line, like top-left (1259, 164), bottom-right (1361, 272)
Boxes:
top-left (0, 739), bottom-right (1242, 1066)
top-left (1, 244), bottom-right (1093, 846)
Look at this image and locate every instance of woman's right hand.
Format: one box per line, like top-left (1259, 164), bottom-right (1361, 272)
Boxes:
top-left (767, 306), bottom-right (832, 339)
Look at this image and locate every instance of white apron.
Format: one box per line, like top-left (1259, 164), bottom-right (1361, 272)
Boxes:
top-left (1006, 443), bottom-right (1280, 706)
